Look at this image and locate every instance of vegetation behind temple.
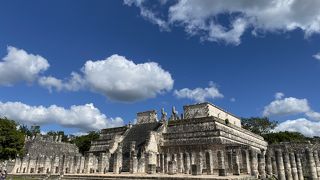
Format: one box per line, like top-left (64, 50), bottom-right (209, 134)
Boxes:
top-left (0, 118), bottom-right (24, 160)
top-left (0, 116), bottom-right (319, 160)
top-left (241, 117), bottom-right (320, 144)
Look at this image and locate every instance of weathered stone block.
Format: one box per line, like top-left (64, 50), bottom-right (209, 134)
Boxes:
top-left (147, 164), bottom-right (156, 174)
top-left (191, 164), bottom-right (200, 175)
top-left (168, 161), bottom-right (176, 175)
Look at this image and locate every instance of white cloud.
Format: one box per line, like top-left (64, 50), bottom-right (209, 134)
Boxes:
top-left (38, 72), bottom-right (85, 92)
top-left (313, 52), bottom-right (320, 60)
top-left (0, 46), bottom-right (173, 102)
top-left (124, 0), bottom-right (320, 45)
top-left (124, 0), bottom-right (169, 30)
top-left (82, 54), bottom-right (174, 102)
top-left (230, 97), bottom-right (236, 102)
top-left (263, 97), bottom-right (310, 117)
top-left (41, 54), bottom-right (174, 102)
top-left (306, 111), bottom-right (320, 121)
top-left (0, 101), bottom-right (124, 131)
top-left (275, 92), bottom-right (285, 100)
top-left (275, 118), bottom-right (320, 137)
top-left (0, 46), bottom-right (49, 86)
top-left (174, 82), bottom-right (223, 102)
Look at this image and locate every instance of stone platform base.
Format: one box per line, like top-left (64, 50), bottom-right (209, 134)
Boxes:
top-left (9, 173), bottom-right (256, 180)
top-left (63, 173), bottom-right (255, 180)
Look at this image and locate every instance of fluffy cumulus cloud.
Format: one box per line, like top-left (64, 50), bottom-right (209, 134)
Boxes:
top-left (0, 46), bottom-right (49, 86)
top-left (275, 118), bottom-right (320, 137)
top-left (40, 54), bottom-right (174, 102)
top-left (83, 54), bottom-right (173, 101)
top-left (263, 93), bottom-right (320, 136)
top-left (263, 97), bottom-right (310, 117)
top-left (263, 93), bottom-right (320, 120)
top-left (38, 72), bottom-right (85, 92)
top-left (0, 101), bottom-right (123, 131)
top-left (124, 0), bottom-right (320, 45)
top-left (174, 82), bottom-right (223, 102)
top-left (0, 46), bottom-right (173, 102)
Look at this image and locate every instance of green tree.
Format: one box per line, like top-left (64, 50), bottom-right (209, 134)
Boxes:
top-left (0, 117), bottom-right (25, 160)
top-left (241, 117), bottom-right (278, 135)
top-left (263, 131), bottom-right (308, 144)
top-left (19, 124), bottom-right (32, 136)
top-left (30, 125), bottom-right (41, 135)
top-left (71, 131), bottom-right (99, 155)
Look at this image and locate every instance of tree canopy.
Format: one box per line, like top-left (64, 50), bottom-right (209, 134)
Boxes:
top-left (70, 131), bottom-right (99, 155)
top-left (0, 117), bottom-right (25, 160)
top-left (263, 131), bottom-right (308, 144)
top-left (240, 117), bottom-right (319, 144)
top-left (241, 117), bottom-right (278, 135)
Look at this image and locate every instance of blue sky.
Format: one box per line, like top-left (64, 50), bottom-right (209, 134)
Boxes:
top-left (1, 0), bottom-right (320, 136)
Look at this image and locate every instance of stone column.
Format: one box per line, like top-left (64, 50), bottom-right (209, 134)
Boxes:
top-left (59, 155), bottom-right (66, 174)
top-left (177, 152), bottom-right (184, 173)
top-left (168, 161), bottom-right (177, 175)
top-left (44, 156), bottom-right (51, 174)
top-left (137, 152), bottom-right (145, 173)
top-left (83, 154), bottom-right (88, 173)
top-left (98, 153), bottom-right (108, 174)
top-left (69, 156), bottom-right (75, 174)
top-left (289, 152), bottom-right (298, 180)
top-left (206, 150), bottom-right (214, 175)
top-left (80, 156), bottom-right (85, 173)
top-left (306, 148), bottom-right (318, 180)
top-left (160, 154), bottom-right (164, 173)
top-left (266, 151), bottom-right (273, 177)
top-left (249, 150), bottom-right (259, 178)
top-left (164, 153), bottom-right (170, 174)
top-left (105, 153), bottom-right (110, 173)
top-left (184, 153), bottom-right (191, 174)
top-left (74, 156), bottom-right (81, 174)
top-left (113, 144), bottom-right (122, 174)
top-left (314, 150), bottom-right (320, 177)
top-left (232, 149), bottom-right (240, 175)
top-left (283, 152), bottom-right (293, 180)
top-left (35, 156), bottom-right (40, 173)
top-left (271, 156), bottom-right (278, 176)
top-left (258, 150), bottom-right (266, 179)
top-left (147, 152), bottom-right (156, 174)
top-left (227, 150), bottom-right (233, 172)
top-left (242, 150), bottom-right (251, 175)
top-left (275, 149), bottom-right (286, 180)
top-left (191, 152), bottom-right (196, 165)
top-left (295, 153), bottom-right (304, 180)
top-left (195, 151), bottom-right (203, 175)
top-left (217, 151), bottom-right (226, 176)
top-left (173, 154), bottom-right (177, 163)
top-left (97, 153), bottom-right (103, 174)
top-left (130, 152), bottom-right (138, 173)
top-left (157, 154), bottom-right (160, 171)
top-left (130, 142), bottom-right (137, 174)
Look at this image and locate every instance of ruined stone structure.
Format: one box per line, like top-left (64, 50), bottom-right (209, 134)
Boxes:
top-left (6, 102), bottom-right (320, 179)
top-left (7, 134), bottom-right (83, 175)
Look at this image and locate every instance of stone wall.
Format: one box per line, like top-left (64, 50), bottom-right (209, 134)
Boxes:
top-left (7, 135), bottom-right (84, 175)
top-left (184, 103), bottom-right (242, 127)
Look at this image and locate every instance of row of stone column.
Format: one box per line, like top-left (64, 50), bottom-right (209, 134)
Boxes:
top-left (153, 148), bottom-right (257, 176)
top-left (266, 148), bottom-right (320, 180)
top-left (14, 154), bottom-right (86, 174)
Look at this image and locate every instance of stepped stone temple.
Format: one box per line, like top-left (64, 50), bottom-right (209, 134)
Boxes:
top-left (5, 102), bottom-right (320, 179)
